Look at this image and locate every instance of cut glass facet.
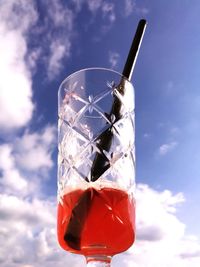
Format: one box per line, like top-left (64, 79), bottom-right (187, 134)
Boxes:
top-left (58, 69), bottom-right (135, 196)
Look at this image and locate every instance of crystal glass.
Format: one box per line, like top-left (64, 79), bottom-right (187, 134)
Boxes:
top-left (57, 68), bottom-right (135, 266)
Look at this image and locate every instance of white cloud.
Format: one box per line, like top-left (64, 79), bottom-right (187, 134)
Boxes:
top-left (135, 6), bottom-right (149, 16)
top-left (124, 0), bottom-right (136, 17)
top-left (143, 133), bottom-right (151, 139)
top-left (0, 194), bottom-right (55, 266)
top-left (0, 192), bottom-right (85, 267)
top-left (0, 0), bottom-right (75, 85)
top-left (159, 141), bottom-right (178, 155)
top-left (0, 0), bottom-right (38, 32)
top-left (112, 184), bottom-right (200, 267)
top-left (136, 184), bottom-right (185, 242)
top-left (0, 144), bottom-right (14, 170)
top-left (0, 194), bottom-right (55, 227)
top-left (0, 125), bottom-right (56, 197)
top-left (28, 0), bottom-right (119, 78)
top-left (14, 125), bottom-right (56, 172)
top-left (86, 0), bottom-right (116, 23)
top-left (87, 0), bottom-right (103, 12)
top-left (109, 51), bottom-right (120, 69)
top-left (0, 124), bottom-right (69, 266)
top-left (48, 1), bottom-right (73, 29)
top-left (0, 0), bottom-right (149, 91)
top-left (1, 168), bottom-right (28, 193)
top-left (179, 236), bottom-right (200, 259)
top-left (27, 48), bottom-right (42, 72)
top-left (43, 1), bottom-right (74, 79)
top-left (40, 0), bottom-right (116, 78)
top-left (123, 0), bottom-right (149, 17)
top-left (86, 0), bottom-right (116, 33)
top-left (102, 2), bottom-right (116, 23)
top-left (0, 0), bottom-right (37, 130)
top-left (48, 39), bottom-right (71, 79)
top-left (1, 182), bottom-right (200, 267)
top-left (0, 144), bottom-right (28, 195)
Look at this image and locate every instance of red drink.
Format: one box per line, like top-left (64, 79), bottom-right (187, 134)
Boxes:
top-left (57, 186), bottom-right (135, 256)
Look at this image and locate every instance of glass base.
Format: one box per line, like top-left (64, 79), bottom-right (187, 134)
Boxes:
top-left (86, 256), bottom-right (112, 267)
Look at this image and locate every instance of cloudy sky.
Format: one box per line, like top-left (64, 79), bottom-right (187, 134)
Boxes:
top-left (1, 0), bottom-right (200, 266)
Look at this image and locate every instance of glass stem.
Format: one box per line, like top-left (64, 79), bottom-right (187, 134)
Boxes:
top-left (86, 256), bottom-right (112, 267)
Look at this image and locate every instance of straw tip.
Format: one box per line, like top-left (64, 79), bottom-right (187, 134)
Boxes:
top-left (139, 19), bottom-right (147, 25)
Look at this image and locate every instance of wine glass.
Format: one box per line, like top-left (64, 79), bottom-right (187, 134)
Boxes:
top-left (57, 68), bottom-right (135, 267)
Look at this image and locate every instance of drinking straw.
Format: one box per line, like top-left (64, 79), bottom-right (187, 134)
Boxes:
top-left (90, 19), bottom-right (147, 182)
top-left (64, 19), bottom-right (147, 250)
top-left (122, 19), bottom-right (147, 80)
top-left (64, 188), bottom-right (92, 250)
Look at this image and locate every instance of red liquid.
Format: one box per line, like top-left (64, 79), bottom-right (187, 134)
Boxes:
top-left (57, 187), bottom-right (135, 256)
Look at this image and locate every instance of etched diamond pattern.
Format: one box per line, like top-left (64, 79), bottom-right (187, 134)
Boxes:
top-left (58, 79), bottom-right (135, 194)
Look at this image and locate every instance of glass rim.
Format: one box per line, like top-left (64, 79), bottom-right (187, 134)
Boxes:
top-left (59, 67), bottom-right (134, 87)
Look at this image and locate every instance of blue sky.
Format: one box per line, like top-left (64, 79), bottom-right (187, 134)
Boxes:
top-left (1, 0), bottom-right (200, 266)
